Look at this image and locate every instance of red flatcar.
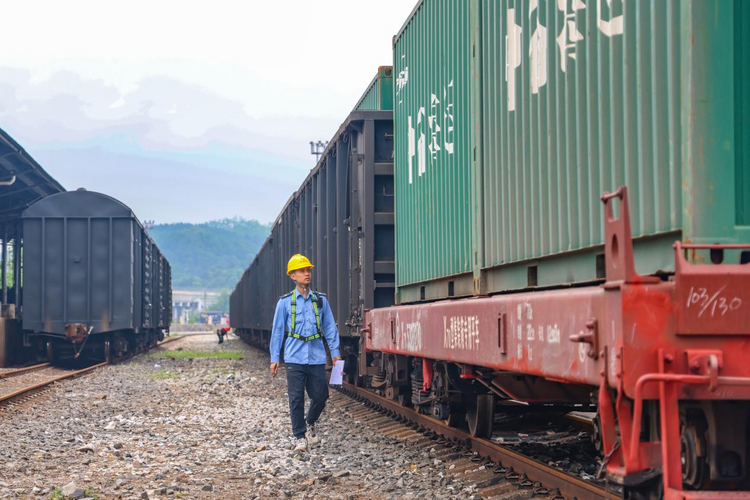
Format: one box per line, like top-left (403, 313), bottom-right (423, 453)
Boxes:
top-left (363, 188), bottom-right (750, 499)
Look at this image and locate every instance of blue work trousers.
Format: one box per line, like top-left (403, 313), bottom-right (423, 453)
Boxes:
top-left (286, 363), bottom-right (329, 439)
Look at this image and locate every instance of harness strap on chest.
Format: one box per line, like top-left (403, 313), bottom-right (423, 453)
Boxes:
top-left (286, 290), bottom-right (322, 340)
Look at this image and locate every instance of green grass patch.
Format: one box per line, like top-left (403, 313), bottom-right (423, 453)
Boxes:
top-left (84, 488), bottom-right (99, 499)
top-left (150, 350), bottom-right (244, 360)
top-left (149, 370), bottom-right (180, 379)
top-left (49, 488), bottom-right (64, 500)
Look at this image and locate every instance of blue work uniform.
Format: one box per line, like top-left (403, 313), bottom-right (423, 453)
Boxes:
top-left (270, 289), bottom-right (340, 364)
top-left (270, 288), bottom-right (341, 439)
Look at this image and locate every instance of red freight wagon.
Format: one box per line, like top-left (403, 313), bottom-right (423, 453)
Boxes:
top-left (364, 189), bottom-right (750, 499)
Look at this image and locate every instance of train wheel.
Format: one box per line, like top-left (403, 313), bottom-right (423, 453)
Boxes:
top-left (591, 411), bottom-right (603, 454)
top-left (46, 341), bottom-right (55, 363)
top-left (444, 407), bottom-right (466, 428)
top-left (623, 477), bottom-right (663, 500)
top-left (113, 334), bottom-right (126, 358)
top-left (346, 354), bottom-right (358, 385)
top-left (430, 400), bottom-right (465, 427)
top-left (467, 393), bottom-right (495, 438)
top-left (681, 413), bottom-right (709, 490)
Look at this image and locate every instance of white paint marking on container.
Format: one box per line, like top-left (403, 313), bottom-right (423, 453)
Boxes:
top-left (417, 107), bottom-right (426, 177)
top-left (408, 115), bottom-right (415, 184)
top-left (529, 0), bottom-right (548, 94)
top-left (505, 8), bottom-right (523, 111)
top-left (444, 80), bottom-right (455, 155)
top-left (597, 0), bottom-right (624, 37)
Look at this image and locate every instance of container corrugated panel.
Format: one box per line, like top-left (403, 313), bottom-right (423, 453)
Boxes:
top-left (355, 67), bottom-right (394, 111)
top-left (395, 0), bottom-right (750, 302)
top-left (356, 77), bottom-right (379, 111)
top-left (393, 0), bottom-right (475, 294)
top-left (737, 0), bottom-right (750, 226)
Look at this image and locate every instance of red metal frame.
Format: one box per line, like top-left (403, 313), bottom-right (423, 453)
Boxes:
top-left (364, 187), bottom-right (750, 497)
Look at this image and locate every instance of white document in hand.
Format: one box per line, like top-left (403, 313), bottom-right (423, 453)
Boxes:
top-left (329, 360), bottom-right (345, 385)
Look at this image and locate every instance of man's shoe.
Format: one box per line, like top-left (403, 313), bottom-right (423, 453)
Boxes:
top-left (293, 437), bottom-right (308, 452)
top-left (306, 424), bottom-right (321, 446)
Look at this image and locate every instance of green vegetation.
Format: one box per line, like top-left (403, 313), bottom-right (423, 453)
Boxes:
top-left (149, 370), bottom-right (181, 379)
top-left (49, 488), bottom-right (64, 500)
top-left (210, 289), bottom-right (231, 312)
top-left (150, 350), bottom-right (244, 360)
top-left (84, 489), bottom-right (99, 499)
top-left (149, 217), bottom-right (270, 291)
top-left (186, 310), bottom-right (201, 324)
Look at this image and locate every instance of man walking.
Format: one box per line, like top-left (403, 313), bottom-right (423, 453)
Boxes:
top-left (270, 254), bottom-right (341, 452)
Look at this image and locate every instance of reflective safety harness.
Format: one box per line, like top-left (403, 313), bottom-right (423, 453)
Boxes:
top-left (285, 290), bottom-right (323, 341)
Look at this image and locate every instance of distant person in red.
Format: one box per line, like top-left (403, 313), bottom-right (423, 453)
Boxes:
top-left (217, 326), bottom-right (231, 344)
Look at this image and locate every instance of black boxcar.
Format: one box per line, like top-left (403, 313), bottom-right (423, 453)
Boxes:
top-left (231, 108), bottom-right (394, 364)
top-left (22, 189), bottom-right (171, 361)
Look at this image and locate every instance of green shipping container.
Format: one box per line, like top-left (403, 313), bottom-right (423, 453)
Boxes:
top-left (394, 0), bottom-right (750, 303)
top-left (355, 66), bottom-right (394, 111)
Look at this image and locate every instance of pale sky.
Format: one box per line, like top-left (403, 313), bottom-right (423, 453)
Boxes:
top-left (0, 0), bottom-right (416, 223)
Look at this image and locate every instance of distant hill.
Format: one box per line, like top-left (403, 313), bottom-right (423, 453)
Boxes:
top-left (149, 218), bottom-right (270, 290)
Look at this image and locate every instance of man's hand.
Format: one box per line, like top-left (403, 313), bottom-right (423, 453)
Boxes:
top-left (270, 362), bottom-right (279, 377)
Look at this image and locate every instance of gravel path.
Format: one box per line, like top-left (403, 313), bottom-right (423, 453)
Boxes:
top-left (0, 334), bottom-right (471, 499)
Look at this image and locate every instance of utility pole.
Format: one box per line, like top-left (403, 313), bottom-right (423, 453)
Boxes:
top-left (310, 141), bottom-right (328, 163)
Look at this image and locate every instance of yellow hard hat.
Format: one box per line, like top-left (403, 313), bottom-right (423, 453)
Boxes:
top-left (287, 254), bottom-right (314, 275)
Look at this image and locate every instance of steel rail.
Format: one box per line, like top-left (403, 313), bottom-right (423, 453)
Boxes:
top-left (157, 335), bottom-right (185, 347)
top-left (341, 382), bottom-right (616, 500)
top-left (1, 335), bottom-right (183, 405)
top-left (0, 363), bottom-right (51, 379)
top-left (0, 362), bottom-right (108, 404)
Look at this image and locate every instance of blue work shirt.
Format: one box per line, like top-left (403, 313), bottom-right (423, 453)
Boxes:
top-left (270, 288), bottom-right (341, 365)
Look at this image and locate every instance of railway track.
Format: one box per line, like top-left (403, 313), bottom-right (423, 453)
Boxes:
top-left (0, 362), bottom-right (108, 410)
top-left (0, 334), bottom-right (187, 411)
top-left (336, 383), bottom-right (617, 500)
top-left (157, 334), bottom-right (187, 347)
top-left (0, 362), bottom-right (51, 380)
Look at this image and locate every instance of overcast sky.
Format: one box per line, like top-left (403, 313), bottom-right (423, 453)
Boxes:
top-left (0, 0), bottom-right (415, 223)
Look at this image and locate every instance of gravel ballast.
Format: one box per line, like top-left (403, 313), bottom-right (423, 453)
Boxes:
top-left (0, 334), bottom-right (472, 499)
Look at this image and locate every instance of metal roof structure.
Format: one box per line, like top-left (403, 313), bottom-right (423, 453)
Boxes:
top-left (0, 127), bottom-right (65, 223)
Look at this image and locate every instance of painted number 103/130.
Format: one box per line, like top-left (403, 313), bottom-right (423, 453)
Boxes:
top-left (686, 286), bottom-right (742, 318)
